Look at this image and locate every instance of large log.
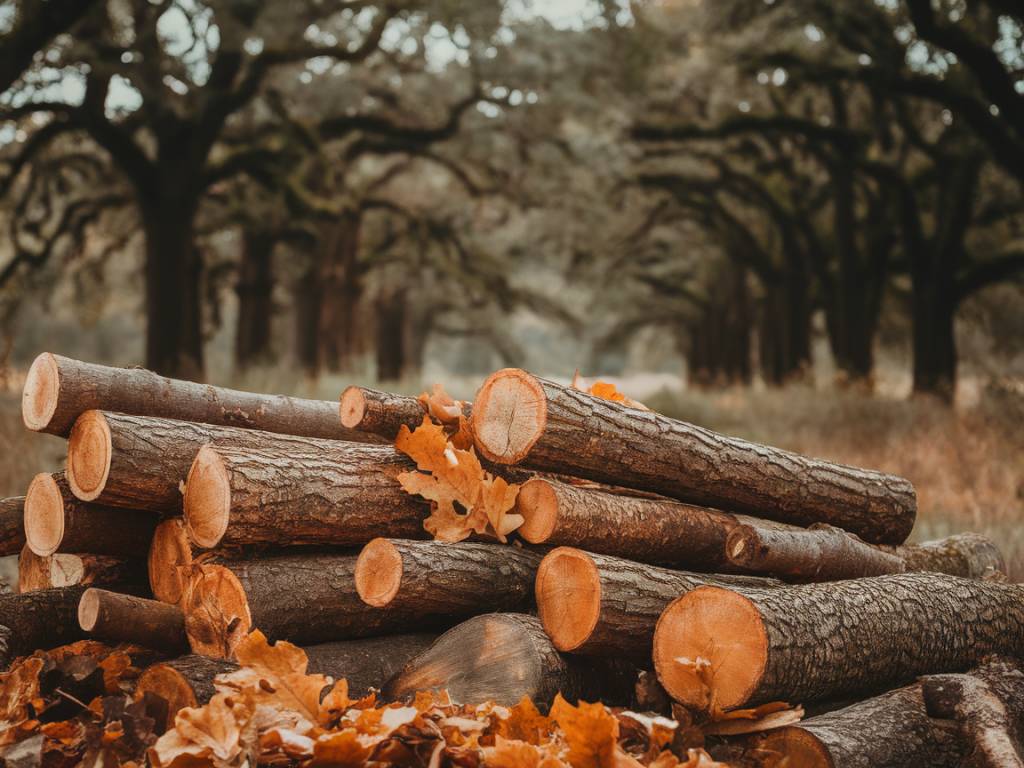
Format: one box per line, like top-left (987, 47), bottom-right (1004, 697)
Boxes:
top-left (78, 588), bottom-right (188, 653)
top-left (24, 472), bottom-right (156, 557)
top-left (22, 352), bottom-right (381, 441)
top-left (384, 613), bottom-right (640, 708)
top-left (884, 532), bottom-right (1007, 580)
top-left (471, 369), bottom-right (916, 544)
top-left (517, 477), bottom-right (799, 571)
top-left (652, 574), bottom-right (1024, 711)
top-left (535, 547), bottom-right (779, 658)
top-left (0, 586), bottom-right (89, 666)
top-left (182, 553), bottom-right (432, 658)
top-left (339, 387), bottom-right (431, 440)
top-left (183, 442), bottom-right (426, 549)
top-left (354, 539), bottom-right (541, 622)
top-left (19, 544), bottom-right (141, 592)
top-left (0, 497), bottom-right (25, 557)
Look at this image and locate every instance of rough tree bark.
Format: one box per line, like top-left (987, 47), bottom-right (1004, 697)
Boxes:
top-left (24, 472), bottom-right (156, 557)
top-left (471, 369), bottom-right (916, 544)
top-left (0, 497), bottom-right (25, 557)
top-left (22, 352), bottom-right (376, 439)
top-left (182, 442), bottom-right (426, 549)
top-left (78, 588), bottom-right (188, 654)
top-left (653, 574), bottom-right (1024, 711)
top-left (883, 533), bottom-right (1006, 580)
top-left (0, 586), bottom-right (89, 667)
top-left (384, 613), bottom-right (640, 708)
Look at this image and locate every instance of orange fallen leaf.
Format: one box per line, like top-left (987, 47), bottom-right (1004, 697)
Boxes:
top-left (571, 371), bottom-right (649, 411)
top-left (550, 695), bottom-right (619, 768)
top-left (418, 384), bottom-right (474, 449)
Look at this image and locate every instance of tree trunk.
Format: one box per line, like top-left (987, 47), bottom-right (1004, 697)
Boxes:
top-left (653, 574), bottom-right (1024, 711)
top-left (0, 497), bottom-right (25, 557)
top-left (340, 387), bottom-right (434, 440)
top-left (0, 586), bottom-right (89, 667)
top-left (354, 539), bottom-right (541, 620)
top-left (78, 588), bottom-right (187, 653)
top-left (293, 265), bottom-right (321, 375)
top-left (317, 212), bottom-right (363, 373)
top-left (66, 411), bottom-right (382, 513)
top-left (472, 370), bottom-right (917, 544)
top-left (882, 533), bottom-right (1006, 580)
top-left (234, 230), bottom-right (275, 369)
top-left (535, 547), bottom-right (779, 658)
top-left (24, 472), bottom-right (156, 557)
top-left (911, 276), bottom-right (958, 401)
top-left (384, 613), bottom-right (641, 708)
top-left (182, 443), bottom-right (426, 549)
top-left (375, 290), bottom-right (407, 382)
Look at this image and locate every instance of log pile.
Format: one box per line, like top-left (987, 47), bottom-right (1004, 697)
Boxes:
top-left (0, 354), bottom-right (1019, 768)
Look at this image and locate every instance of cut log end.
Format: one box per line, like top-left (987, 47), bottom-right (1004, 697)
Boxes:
top-left (66, 410), bottom-right (113, 501)
top-left (21, 352), bottom-right (60, 432)
top-left (516, 478), bottom-right (558, 543)
top-left (135, 665), bottom-right (199, 726)
top-left (339, 386), bottom-right (368, 429)
top-left (148, 519), bottom-right (193, 605)
top-left (77, 588), bottom-right (101, 632)
top-left (472, 368), bottom-right (547, 464)
top-left (535, 547), bottom-right (601, 652)
top-left (183, 564), bottom-right (251, 659)
top-left (24, 473), bottom-right (65, 556)
top-left (653, 586), bottom-right (767, 711)
top-left (49, 554), bottom-right (89, 587)
top-left (755, 728), bottom-right (833, 768)
top-left (355, 538), bottom-right (403, 608)
top-left (183, 446), bottom-right (231, 549)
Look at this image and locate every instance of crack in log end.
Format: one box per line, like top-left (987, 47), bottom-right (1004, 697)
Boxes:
top-left (24, 473), bottom-right (65, 556)
top-left (355, 538), bottom-right (404, 608)
top-left (21, 352), bottom-right (60, 432)
top-left (183, 564), bottom-right (252, 659)
top-left (472, 369), bottom-right (547, 464)
top-left (339, 387), bottom-right (368, 429)
top-left (516, 479), bottom-right (559, 543)
top-left (183, 447), bottom-right (232, 549)
top-left (148, 519), bottom-right (194, 605)
top-left (653, 586), bottom-right (768, 711)
top-left (66, 411), bottom-right (113, 501)
top-left (536, 548), bottom-right (602, 652)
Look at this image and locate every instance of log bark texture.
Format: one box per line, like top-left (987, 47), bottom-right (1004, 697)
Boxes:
top-left (183, 442), bottom-right (426, 548)
top-left (885, 533), bottom-right (1007, 580)
top-left (78, 588), bottom-right (188, 653)
top-left (653, 574), bottom-right (1024, 711)
top-left (22, 352), bottom-right (382, 441)
top-left (535, 548), bottom-right (779, 658)
top-left (0, 497), bottom-right (25, 557)
top-left (0, 586), bottom-right (89, 666)
top-left (354, 539), bottom-right (541, 622)
top-left (25, 472), bottom-right (156, 557)
top-left (384, 613), bottom-right (640, 708)
top-left (339, 387), bottom-right (432, 440)
top-left (517, 477), bottom-right (797, 571)
top-left (472, 369), bottom-right (916, 544)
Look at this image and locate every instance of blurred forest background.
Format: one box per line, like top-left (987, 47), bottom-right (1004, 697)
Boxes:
top-left (0, 0), bottom-right (1022, 572)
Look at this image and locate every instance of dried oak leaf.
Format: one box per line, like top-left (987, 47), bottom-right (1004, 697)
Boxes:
top-left (309, 729), bottom-right (374, 767)
top-left (418, 384), bottom-right (474, 450)
top-left (498, 696), bottom-right (555, 745)
top-left (395, 416), bottom-right (522, 543)
top-left (702, 701), bottom-right (803, 736)
top-left (483, 736), bottom-right (567, 768)
top-left (0, 657), bottom-right (44, 743)
top-left (549, 695), bottom-right (620, 768)
top-left (149, 693), bottom-right (247, 768)
top-left (571, 372), bottom-right (649, 411)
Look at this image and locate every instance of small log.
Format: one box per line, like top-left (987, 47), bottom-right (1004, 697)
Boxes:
top-left (354, 539), bottom-right (541, 622)
top-left (517, 477), bottom-right (800, 571)
top-left (78, 588), bottom-right (188, 653)
top-left (0, 586), bottom-right (89, 666)
top-left (22, 351), bottom-right (381, 440)
top-left (886, 532), bottom-right (1007, 580)
top-left (471, 369), bottom-right (916, 544)
top-left (0, 497), bottom-right (25, 557)
top-left (19, 544), bottom-right (141, 591)
top-left (24, 472), bottom-right (156, 557)
top-left (535, 548), bottom-right (779, 658)
top-left (384, 613), bottom-right (640, 707)
top-left (136, 655), bottom-right (236, 731)
top-left (182, 553), bottom-right (430, 659)
top-left (339, 387), bottom-right (430, 440)
top-left (752, 683), bottom-right (965, 768)
top-left (183, 443), bottom-right (426, 549)
top-left (652, 573), bottom-right (1024, 711)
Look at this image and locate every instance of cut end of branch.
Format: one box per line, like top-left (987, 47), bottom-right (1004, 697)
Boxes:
top-left (653, 586), bottom-right (767, 712)
top-left (535, 547), bottom-right (601, 652)
top-left (66, 410), bottom-right (113, 502)
top-left (148, 518), bottom-right (194, 605)
top-left (339, 386), bottom-right (368, 429)
top-left (516, 478), bottom-right (559, 543)
top-left (22, 353), bottom-right (60, 432)
top-left (136, 664), bottom-right (199, 732)
top-left (472, 368), bottom-right (547, 465)
top-left (355, 538), bottom-right (403, 608)
top-left (77, 588), bottom-right (101, 632)
top-left (726, 526), bottom-right (756, 566)
top-left (184, 446), bottom-right (231, 549)
top-left (183, 564), bottom-right (251, 659)
top-left (24, 473), bottom-right (65, 557)
top-left (753, 728), bottom-right (832, 768)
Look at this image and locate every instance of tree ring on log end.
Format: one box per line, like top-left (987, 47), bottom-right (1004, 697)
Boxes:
top-left (22, 353), bottom-right (60, 432)
top-left (183, 564), bottom-right (251, 659)
top-left (149, 519), bottom-right (194, 605)
top-left (25, 473), bottom-right (65, 556)
top-left (355, 538), bottom-right (403, 607)
top-left (77, 588), bottom-right (101, 632)
top-left (339, 387), bottom-right (367, 429)
top-left (754, 728), bottom-right (832, 768)
top-left (653, 586), bottom-right (767, 711)
top-left (535, 547), bottom-right (601, 652)
top-left (184, 447), bottom-right (231, 549)
top-left (472, 369), bottom-right (547, 464)
top-left (136, 664), bottom-right (199, 732)
top-left (517, 479), bottom-right (559, 543)
top-left (67, 410), bottom-right (112, 501)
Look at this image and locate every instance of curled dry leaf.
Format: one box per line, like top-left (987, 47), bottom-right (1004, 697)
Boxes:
top-left (418, 384), bottom-right (474, 449)
top-left (571, 371), bottom-right (649, 411)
